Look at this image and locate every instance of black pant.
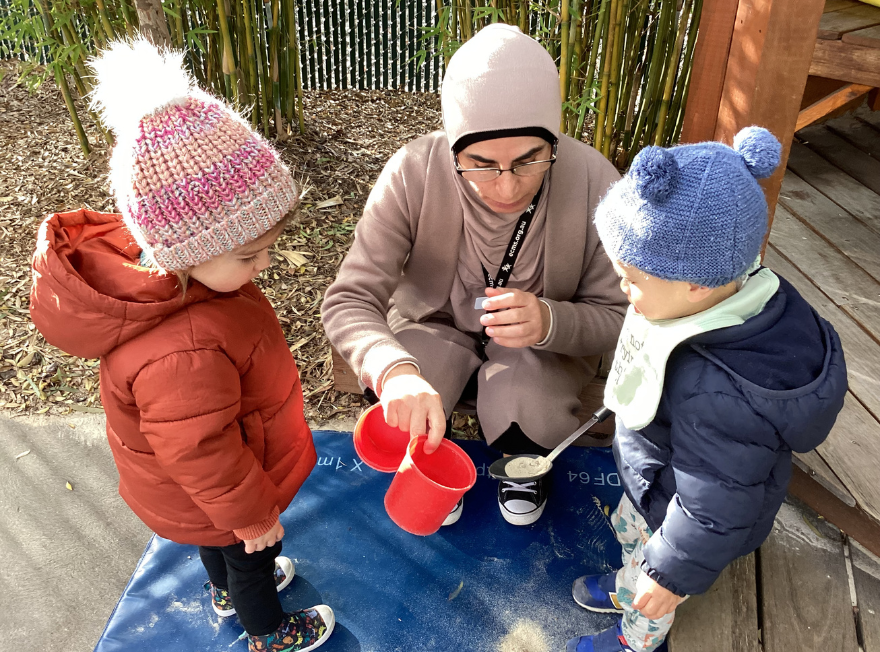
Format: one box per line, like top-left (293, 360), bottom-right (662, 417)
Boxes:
top-left (199, 540), bottom-right (283, 636)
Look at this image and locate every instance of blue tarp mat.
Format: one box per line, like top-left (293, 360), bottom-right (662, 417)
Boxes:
top-left (95, 431), bottom-right (627, 652)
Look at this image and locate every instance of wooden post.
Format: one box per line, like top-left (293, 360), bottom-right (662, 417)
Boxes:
top-left (680, 0), bottom-right (740, 143)
top-left (713, 0), bottom-right (826, 229)
top-left (134, 0), bottom-right (171, 47)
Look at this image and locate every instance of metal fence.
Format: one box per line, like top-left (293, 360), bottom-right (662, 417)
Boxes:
top-left (297, 0), bottom-right (442, 92)
top-left (0, 0), bottom-right (444, 92)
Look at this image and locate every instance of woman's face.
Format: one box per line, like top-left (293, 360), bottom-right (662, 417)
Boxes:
top-left (457, 136), bottom-right (552, 214)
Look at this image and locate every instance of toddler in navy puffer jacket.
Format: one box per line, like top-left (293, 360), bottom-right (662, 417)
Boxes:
top-left (566, 127), bottom-right (848, 652)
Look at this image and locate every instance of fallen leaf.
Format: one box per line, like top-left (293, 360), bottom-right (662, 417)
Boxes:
top-left (278, 250), bottom-right (309, 267)
top-left (66, 404), bottom-right (104, 413)
top-left (315, 195), bottom-right (343, 209)
top-left (65, 481), bottom-right (73, 491)
top-left (447, 580), bottom-right (464, 601)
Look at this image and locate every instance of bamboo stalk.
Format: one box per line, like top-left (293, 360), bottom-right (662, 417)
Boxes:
top-left (255, 0), bottom-right (271, 136)
top-left (241, 0), bottom-right (259, 126)
top-left (616, 0), bottom-right (647, 149)
top-left (601, 0), bottom-right (625, 157)
top-left (56, 63), bottom-right (91, 155)
top-left (593, 0), bottom-right (617, 153)
top-left (269, 0), bottom-right (284, 139)
top-left (173, 0), bottom-right (185, 49)
top-left (54, 11), bottom-right (92, 96)
top-left (628, 0), bottom-right (670, 158)
top-left (283, 0), bottom-right (295, 120)
top-left (33, 0), bottom-right (89, 155)
top-left (654, 0), bottom-right (690, 145)
top-left (216, 0), bottom-right (240, 106)
top-left (666, 0), bottom-right (701, 143)
top-left (436, 0), bottom-right (449, 67)
top-left (450, 0), bottom-right (458, 46)
top-left (291, 0), bottom-right (304, 134)
top-left (95, 0), bottom-right (117, 41)
top-left (575, 0), bottom-right (609, 141)
top-left (117, 0), bottom-right (137, 38)
top-left (559, 0), bottom-right (571, 115)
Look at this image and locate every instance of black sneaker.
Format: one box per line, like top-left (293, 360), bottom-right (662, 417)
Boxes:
top-left (498, 476), bottom-right (547, 525)
top-left (442, 497), bottom-right (463, 526)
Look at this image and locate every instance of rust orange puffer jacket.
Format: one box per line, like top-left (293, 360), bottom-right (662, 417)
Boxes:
top-left (30, 209), bottom-right (316, 546)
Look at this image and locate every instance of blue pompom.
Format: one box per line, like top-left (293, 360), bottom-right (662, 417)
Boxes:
top-left (733, 126), bottom-right (781, 179)
top-left (630, 146), bottom-right (679, 203)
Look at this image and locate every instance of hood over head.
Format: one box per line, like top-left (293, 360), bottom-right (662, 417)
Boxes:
top-left (30, 209), bottom-right (213, 359)
top-left (440, 24), bottom-right (561, 151)
top-left (689, 276), bottom-right (847, 452)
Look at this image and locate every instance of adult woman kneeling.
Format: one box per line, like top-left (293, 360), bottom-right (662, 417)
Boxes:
top-left (322, 24), bottom-right (626, 526)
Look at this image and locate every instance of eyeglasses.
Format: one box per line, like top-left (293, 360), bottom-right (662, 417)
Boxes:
top-left (454, 141), bottom-right (558, 183)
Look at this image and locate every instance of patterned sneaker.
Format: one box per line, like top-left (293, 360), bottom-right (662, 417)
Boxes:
top-left (572, 571), bottom-right (624, 613)
top-left (248, 605), bottom-right (335, 652)
top-left (566, 622), bottom-right (634, 652)
top-left (442, 497), bottom-right (463, 526)
top-left (207, 556), bottom-right (296, 617)
top-left (498, 476), bottom-right (548, 525)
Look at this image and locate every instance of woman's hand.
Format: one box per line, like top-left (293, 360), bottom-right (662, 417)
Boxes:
top-left (480, 287), bottom-right (551, 348)
top-left (243, 520), bottom-right (284, 554)
top-left (380, 364), bottom-right (446, 453)
top-left (632, 571), bottom-right (685, 620)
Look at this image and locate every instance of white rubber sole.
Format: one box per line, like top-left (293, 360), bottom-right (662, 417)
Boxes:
top-left (442, 499), bottom-right (463, 526)
top-left (211, 556), bottom-right (296, 617)
top-left (573, 596), bottom-right (625, 614)
top-left (499, 499), bottom-right (546, 526)
top-left (300, 605), bottom-right (336, 652)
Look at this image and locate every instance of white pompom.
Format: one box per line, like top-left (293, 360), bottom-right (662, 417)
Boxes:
top-left (89, 37), bottom-right (193, 136)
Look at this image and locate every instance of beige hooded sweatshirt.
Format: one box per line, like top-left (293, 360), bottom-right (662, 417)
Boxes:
top-left (322, 24), bottom-right (627, 393)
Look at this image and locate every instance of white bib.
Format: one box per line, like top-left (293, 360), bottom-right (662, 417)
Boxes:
top-left (605, 268), bottom-right (780, 431)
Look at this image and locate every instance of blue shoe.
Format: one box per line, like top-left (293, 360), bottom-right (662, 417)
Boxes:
top-left (566, 622), bottom-right (634, 652)
top-left (572, 572), bottom-right (624, 613)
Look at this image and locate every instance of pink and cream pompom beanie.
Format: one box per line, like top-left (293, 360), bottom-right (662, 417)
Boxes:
top-left (89, 38), bottom-right (298, 271)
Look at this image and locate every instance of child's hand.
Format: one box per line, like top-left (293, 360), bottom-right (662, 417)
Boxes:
top-left (633, 571), bottom-right (684, 620)
top-left (243, 520), bottom-right (285, 554)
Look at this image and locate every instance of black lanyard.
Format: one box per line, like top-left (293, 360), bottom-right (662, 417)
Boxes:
top-left (479, 185), bottom-right (543, 345)
top-left (480, 184), bottom-right (543, 289)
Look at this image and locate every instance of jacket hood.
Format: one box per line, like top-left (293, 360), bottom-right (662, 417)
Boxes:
top-left (30, 209), bottom-right (213, 359)
top-left (688, 275), bottom-right (847, 452)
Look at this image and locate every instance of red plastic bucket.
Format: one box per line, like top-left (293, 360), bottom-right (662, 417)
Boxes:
top-left (384, 435), bottom-right (477, 536)
top-left (353, 403), bottom-right (411, 472)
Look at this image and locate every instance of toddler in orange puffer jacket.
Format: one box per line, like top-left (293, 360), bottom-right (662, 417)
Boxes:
top-left (30, 38), bottom-right (334, 652)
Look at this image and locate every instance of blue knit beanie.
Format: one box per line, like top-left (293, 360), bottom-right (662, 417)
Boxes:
top-left (595, 126), bottom-right (782, 288)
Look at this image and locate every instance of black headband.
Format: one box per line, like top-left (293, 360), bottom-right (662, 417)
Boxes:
top-left (452, 127), bottom-right (557, 153)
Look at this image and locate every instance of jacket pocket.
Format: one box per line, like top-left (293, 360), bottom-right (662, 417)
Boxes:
top-left (239, 411), bottom-right (266, 466)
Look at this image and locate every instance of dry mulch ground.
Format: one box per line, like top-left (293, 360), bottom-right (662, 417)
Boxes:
top-left (0, 61), bottom-right (445, 427)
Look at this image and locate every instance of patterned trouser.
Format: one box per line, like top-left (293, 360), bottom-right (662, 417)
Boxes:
top-left (611, 494), bottom-right (687, 652)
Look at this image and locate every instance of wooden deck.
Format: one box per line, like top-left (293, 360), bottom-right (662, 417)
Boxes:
top-left (670, 496), bottom-right (880, 652)
top-left (764, 107), bottom-right (880, 552)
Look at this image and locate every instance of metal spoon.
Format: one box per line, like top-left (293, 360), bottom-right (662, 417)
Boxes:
top-left (488, 406), bottom-right (613, 482)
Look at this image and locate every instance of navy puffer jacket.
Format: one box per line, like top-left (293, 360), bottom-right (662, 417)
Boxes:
top-left (612, 275), bottom-right (847, 597)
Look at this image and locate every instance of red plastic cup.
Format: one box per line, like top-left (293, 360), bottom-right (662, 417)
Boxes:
top-left (353, 403), bottom-right (411, 472)
top-left (384, 435), bottom-right (477, 536)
